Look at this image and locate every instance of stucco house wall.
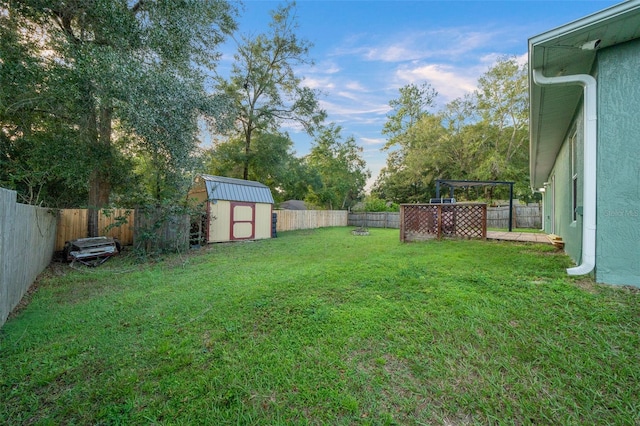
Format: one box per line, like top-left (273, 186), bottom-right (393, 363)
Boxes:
top-left (595, 38), bottom-right (640, 286)
top-left (542, 41), bottom-right (640, 286)
top-left (544, 105), bottom-right (584, 264)
top-left (529, 0), bottom-right (640, 287)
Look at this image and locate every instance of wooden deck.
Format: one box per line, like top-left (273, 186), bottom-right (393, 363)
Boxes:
top-left (486, 231), bottom-right (553, 244)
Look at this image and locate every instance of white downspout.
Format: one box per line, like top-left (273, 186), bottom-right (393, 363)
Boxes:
top-left (539, 190), bottom-right (545, 232)
top-left (532, 69), bottom-right (597, 276)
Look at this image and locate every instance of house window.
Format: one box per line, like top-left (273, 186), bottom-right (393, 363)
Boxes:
top-left (570, 131), bottom-right (578, 222)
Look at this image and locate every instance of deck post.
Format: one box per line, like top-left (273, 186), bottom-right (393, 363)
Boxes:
top-left (508, 183), bottom-right (514, 232)
top-left (399, 205), bottom-right (405, 242)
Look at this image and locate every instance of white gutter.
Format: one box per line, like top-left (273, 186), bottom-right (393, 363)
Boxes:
top-left (532, 69), bottom-right (597, 276)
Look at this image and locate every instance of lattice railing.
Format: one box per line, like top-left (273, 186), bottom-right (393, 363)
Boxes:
top-left (400, 203), bottom-right (486, 242)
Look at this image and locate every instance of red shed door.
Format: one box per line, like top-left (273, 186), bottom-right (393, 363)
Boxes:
top-left (230, 202), bottom-right (255, 240)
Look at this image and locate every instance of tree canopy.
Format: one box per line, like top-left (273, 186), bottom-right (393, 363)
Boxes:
top-left (3, 2), bottom-right (531, 219)
top-left (305, 124), bottom-right (370, 210)
top-left (204, 125), bottom-right (369, 209)
top-left (1, 0), bottom-right (237, 234)
top-left (215, 1), bottom-right (326, 180)
top-left (373, 57), bottom-right (532, 203)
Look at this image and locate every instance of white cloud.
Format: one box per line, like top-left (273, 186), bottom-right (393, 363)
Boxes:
top-left (335, 90), bottom-right (365, 102)
top-left (344, 81), bottom-right (366, 92)
top-left (319, 99), bottom-right (389, 120)
top-left (515, 52), bottom-right (528, 67)
top-left (359, 137), bottom-right (386, 147)
top-left (356, 27), bottom-right (503, 64)
top-left (303, 76), bottom-right (334, 91)
top-left (317, 61), bottom-right (341, 74)
top-left (396, 63), bottom-right (478, 103)
top-left (364, 44), bottom-right (422, 62)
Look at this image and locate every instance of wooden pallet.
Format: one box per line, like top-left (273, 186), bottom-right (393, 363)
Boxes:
top-left (547, 233), bottom-right (565, 249)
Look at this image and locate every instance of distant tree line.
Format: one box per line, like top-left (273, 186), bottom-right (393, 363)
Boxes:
top-left (2, 0), bottom-right (531, 226)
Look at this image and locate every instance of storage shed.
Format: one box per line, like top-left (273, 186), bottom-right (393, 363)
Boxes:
top-left (189, 175), bottom-right (275, 243)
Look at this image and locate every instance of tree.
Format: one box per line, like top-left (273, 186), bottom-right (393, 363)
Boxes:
top-left (375, 57), bottom-right (531, 203)
top-left (473, 57), bottom-right (529, 198)
top-left (374, 83), bottom-right (440, 202)
top-left (0, 6), bottom-right (91, 206)
top-left (351, 195), bottom-right (399, 212)
top-left (203, 131), bottom-right (316, 202)
top-left (216, 1), bottom-right (326, 180)
top-left (306, 124), bottom-right (370, 210)
top-left (382, 82), bottom-right (437, 149)
top-left (4, 0), bottom-right (237, 235)
top-left (373, 114), bottom-right (449, 203)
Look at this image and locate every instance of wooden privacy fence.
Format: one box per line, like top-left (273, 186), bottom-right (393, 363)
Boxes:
top-left (274, 210), bottom-right (348, 232)
top-left (348, 212), bottom-right (400, 228)
top-left (134, 208), bottom-right (190, 253)
top-left (1, 187), bottom-right (57, 328)
top-left (487, 204), bottom-right (541, 229)
top-left (349, 205), bottom-right (541, 231)
top-left (400, 203), bottom-right (487, 242)
top-left (56, 209), bottom-right (135, 251)
top-left (53, 204), bottom-right (541, 250)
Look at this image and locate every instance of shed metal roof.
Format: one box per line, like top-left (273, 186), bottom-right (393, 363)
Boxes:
top-left (528, 0), bottom-right (640, 188)
top-left (199, 175), bottom-right (274, 204)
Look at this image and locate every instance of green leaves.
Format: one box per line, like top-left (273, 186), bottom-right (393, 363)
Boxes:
top-left (375, 57), bottom-right (531, 203)
top-left (216, 1), bottom-right (325, 179)
top-left (306, 124), bottom-right (370, 210)
top-left (382, 82), bottom-right (438, 146)
top-left (2, 0), bottom-right (238, 207)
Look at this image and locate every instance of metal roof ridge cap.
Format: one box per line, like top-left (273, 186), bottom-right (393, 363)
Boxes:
top-left (200, 174), bottom-right (268, 188)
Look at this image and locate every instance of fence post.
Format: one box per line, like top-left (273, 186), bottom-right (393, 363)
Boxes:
top-left (482, 204), bottom-right (487, 238)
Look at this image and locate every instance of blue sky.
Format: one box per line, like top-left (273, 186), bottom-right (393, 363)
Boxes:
top-left (215, 0), bottom-right (621, 187)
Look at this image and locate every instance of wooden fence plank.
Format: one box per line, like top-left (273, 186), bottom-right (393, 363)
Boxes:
top-left (486, 204), bottom-right (541, 229)
top-left (273, 210), bottom-right (348, 232)
top-left (55, 209), bottom-right (135, 251)
top-left (348, 212), bottom-right (400, 228)
top-left (1, 187), bottom-right (57, 328)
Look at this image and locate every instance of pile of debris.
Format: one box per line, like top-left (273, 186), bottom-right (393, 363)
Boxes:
top-left (63, 237), bottom-right (121, 266)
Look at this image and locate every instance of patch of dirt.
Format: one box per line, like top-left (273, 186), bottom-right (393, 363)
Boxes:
top-left (572, 278), bottom-right (599, 294)
top-left (571, 278), bottom-right (640, 295)
top-left (5, 262), bottom-right (68, 320)
top-left (520, 249), bottom-right (563, 256)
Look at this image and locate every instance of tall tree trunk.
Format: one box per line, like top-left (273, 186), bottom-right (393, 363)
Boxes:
top-left (242, 124), bottom-right (254, 181)
top-left (243, 130), bottom-right (251, 180)
top-left (88, 104), bottom-right (112, 237)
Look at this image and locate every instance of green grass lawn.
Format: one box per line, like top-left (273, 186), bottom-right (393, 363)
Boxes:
top-left (1, 228), bottom-right (638, 425)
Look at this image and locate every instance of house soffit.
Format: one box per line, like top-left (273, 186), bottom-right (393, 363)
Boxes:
top-left (528, 0), bottom-right (640, 188)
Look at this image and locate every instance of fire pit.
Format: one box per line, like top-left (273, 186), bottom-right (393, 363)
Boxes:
top-left (351, 227), bottom-right (370, 236)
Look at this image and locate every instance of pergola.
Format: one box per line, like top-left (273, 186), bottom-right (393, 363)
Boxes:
top-left (435, 179), bottom-right (515, 232)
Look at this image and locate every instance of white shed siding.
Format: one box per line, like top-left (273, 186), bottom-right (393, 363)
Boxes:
top-left (208, 200), bottom-right (231, 243)
top-left (254, 203), bottom-right (273, 240)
